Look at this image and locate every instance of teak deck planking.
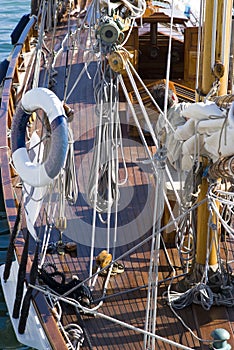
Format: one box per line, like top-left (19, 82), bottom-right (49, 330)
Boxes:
top-left (0, 11), bottom-right (234, 350)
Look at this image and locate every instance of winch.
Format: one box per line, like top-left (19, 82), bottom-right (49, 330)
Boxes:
top-left (95, 16), bottom-right (125, 46)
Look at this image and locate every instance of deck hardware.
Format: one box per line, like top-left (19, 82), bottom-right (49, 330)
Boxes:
top-left (108, 50), bottom-right (130, 73)
top-left (96, 16), bottom-right (124, 45)
top-left (210, 328), bottom-right (231, 350)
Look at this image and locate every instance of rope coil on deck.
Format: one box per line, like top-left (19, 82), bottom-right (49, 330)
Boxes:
top-left (11, 87), bottom-right (68, 187)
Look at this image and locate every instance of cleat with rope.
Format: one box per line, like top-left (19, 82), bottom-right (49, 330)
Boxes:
top-left (96, 250), bottom-right (112, 268)
top-left (95, 250), bottom-right (125, 277)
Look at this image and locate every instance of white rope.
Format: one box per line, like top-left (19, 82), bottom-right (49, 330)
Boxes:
top-left (163, 0), bottom-right (175, 124)
top-left (47, 295), bottom-right (84, 350)
top-left (118, 19), bottom-right (135, 47)
top-left (119, 0), bottom-right (146, 18)
top-left (64, 127), bottom-right (79, 204)
top-left (144, 148), bottom-right (166, 349)
top-left (124, 62), bottom-right (159, 148)
top-left (32, 0), bottom-right (47, 88)
top-left (39, 184), bottom-right (59, 267)
top-left (66, 59), bottom-right (93, 101)
top-left (208, 185), bottom-right (234, 237)
top-left (126, 58), bottom-right (176, 138)
top-left (88, 100), bottom-right (103, 284)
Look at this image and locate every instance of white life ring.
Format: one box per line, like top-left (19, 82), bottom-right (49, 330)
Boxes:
top-left (11, 87), bottom-right (68, 187)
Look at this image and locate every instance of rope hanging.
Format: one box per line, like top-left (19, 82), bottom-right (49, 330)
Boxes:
top-left (87, 64), bottom-right (120, 213)
top-left (64, 127), bottom-right (79, 204)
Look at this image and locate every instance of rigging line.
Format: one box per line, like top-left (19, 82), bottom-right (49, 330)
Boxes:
top-left (47, 0), bottom-right (58, 86)
top-left (106, 71), bottom-right (116, 251)
top-left (121, 0), bottom-right (146, 18)
top-left (65, 127), bottom-right (78, 203)
top-left (167, 285), bottom-right (214, 342)
top-left (112, 92), bottom-right (122, 261)
top-left (210, 190), bottom-right (234, 206)
top-left (119, 67), bottom-right (183, 210)
top-left (126, 58), bottom-right (175, 135)
top-left (119, 19), bottom-right (135, 47)
top-left (163, 193), bottom-right (180, 232)
top-left (75, 1), bottom-right (96, 51)
top-left (40, 224), bottom-right (53, 267)
top-left (63, 0), bottom-right (74, 101)
top-left (94, 272), bottom-right (188, 303)
top-left (47, 297), bottom-right (83, 350)
top-left (39, 180), bottom-right (60, 264)
top-left (106, 116), bottom-right (112, 252)
top-left (144, 149), bottom-right (166, 349)
top-left (39, 188), bottom-right (55, 267)
top-left (52, 31), bottom-right (69, 68)
top-left (118, 72), bottom-right (159, 171)
top-left (32, 0), bottom-right (47, 89)
top-left (64, 197), bottom-right (209, 298)
top-left (107, 0), bottom-right (111, 17)
top-left (66, 59), bottom-right (93, 101)
top-left (63, 36), bottom-right (76, 102)
top-left (112, 135), bottom-right (119, 262)
top-left (208, 184), bottom-right (234, 235)
top-left (119, 70), bottom-right (158, 170)
top-left (109, 83), bottom-right (121, 260)
top-left (164, 0), bottom-right (175, 124)
top-left (88, 95), bottom-right (104, 284)
top-left (88, 310), bottom-right (194, 350)
top-left (210, 199), bottom-right (234, 237)
top-left (165, 234), bottom-right (215, 345)
top-left (21, 51), bottom-right (37, 96)
top-left (125, 62), bottom-right (159, 148)
top-left (58, 171), bottom-right (66, 220)
top-left (202, 211), bottom-right (215, 284)
top-left (28, 282), bottom-right (194, 350)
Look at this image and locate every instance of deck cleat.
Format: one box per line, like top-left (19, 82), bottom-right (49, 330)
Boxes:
top-left (210, 328), bottom-right (231, 350)
top-left (56, 240), bottom-right (66, 255)
top-left (112, 261), bottom-right (125, 274)
top-left (95, 250), bottom-right (125, 277)
top-left (63, 102), bottom-right (74, 122)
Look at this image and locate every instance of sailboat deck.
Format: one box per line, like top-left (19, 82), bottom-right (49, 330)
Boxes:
top-left (2, 10), bottom-right (234, 350)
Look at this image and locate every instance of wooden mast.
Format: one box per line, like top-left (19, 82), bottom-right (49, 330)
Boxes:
top-left (200, 0), bottom-right (233, 96)
top-left (196, 0), bottom-right (233, 268)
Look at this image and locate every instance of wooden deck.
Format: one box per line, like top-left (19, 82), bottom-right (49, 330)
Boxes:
top-left (0, 9), bottom-right (234, 350)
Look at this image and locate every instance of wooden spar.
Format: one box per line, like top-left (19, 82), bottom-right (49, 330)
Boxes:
top-left (201, 0), bottom-right (233, 96)
top-left (196, 171), bottom-right (220, 266)
top-left (216, 0), bottom-right (233, 95)
top-left (196, 0), bottom-right (233, 267)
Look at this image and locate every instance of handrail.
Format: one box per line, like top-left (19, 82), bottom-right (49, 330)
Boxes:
top-left (0, 14), bottom-right (37, 229)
